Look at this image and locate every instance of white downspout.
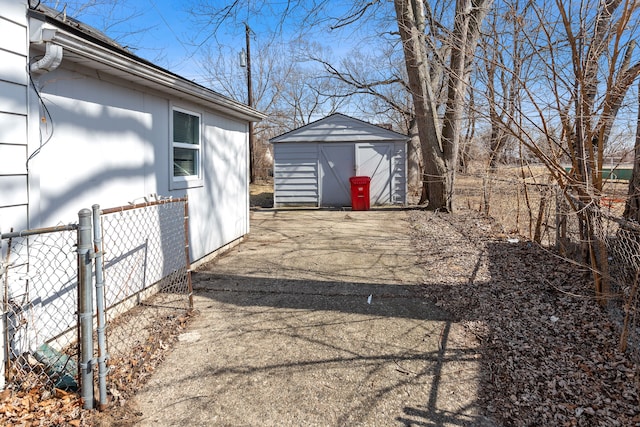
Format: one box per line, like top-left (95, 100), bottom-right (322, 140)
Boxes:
top-left (30, 42), bottom-right (63, 74)
top-left (27, 27), bottom-right (63, 235)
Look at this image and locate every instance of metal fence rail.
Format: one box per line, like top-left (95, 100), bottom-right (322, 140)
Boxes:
top-left (1, 224), bottom-right (79, 392)
top-left (556, 191), bottom-right (640, 359)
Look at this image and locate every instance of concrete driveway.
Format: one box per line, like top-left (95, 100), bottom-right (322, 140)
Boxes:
top-left (130, 210), bottom-right (487, 426)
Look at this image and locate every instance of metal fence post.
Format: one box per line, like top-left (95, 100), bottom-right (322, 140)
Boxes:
top-left (92, 205), bottom-right (108, 409)
top-left (77, 209), bottom-right (94, 409)
top-left (184, 197), bottom-right (194, 310)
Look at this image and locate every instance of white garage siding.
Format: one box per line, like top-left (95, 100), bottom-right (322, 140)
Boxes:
top-left (391, 143), bottom-right (407, 204)
top-left (273, 143), bottom-right (319, 207)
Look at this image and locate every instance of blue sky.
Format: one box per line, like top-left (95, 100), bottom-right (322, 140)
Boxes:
top-left (40, 0), bottom-right (640, 146)
top-left (39, 1), bottom-right (406, 122)
top-left (55, 0), bottom-right (221, 81)
top-left (42, 0), bottom-right (367, 86)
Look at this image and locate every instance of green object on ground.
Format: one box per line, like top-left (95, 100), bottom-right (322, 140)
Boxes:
top-left (34, 343), bottom-right (78, 390)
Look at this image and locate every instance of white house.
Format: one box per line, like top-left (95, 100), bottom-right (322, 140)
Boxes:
top-left (270, 113), bottom-right (409, 208)
top-left (0, 1), bottom-right (265, 263)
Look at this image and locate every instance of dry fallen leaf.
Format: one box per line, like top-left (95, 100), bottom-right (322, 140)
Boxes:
top-left (409, 210), bottom-right (640, 426)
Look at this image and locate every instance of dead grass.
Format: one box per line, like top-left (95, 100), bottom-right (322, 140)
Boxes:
top-left (455, 165), bottom-right (630, 246)
top-left (455, 167), bottom-right (556, 244)
top-left (252, 168), bottom-right (630, 245)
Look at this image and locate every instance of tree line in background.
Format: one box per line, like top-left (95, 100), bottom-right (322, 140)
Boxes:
top-left (49, 0), bottom-right (640, 210)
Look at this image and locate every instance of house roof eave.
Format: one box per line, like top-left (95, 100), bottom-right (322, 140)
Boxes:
top-left (28, 11), bottom-right (266, 123)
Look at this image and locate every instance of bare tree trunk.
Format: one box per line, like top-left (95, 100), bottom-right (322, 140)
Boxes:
top-left (440, 0), bottom-right (470, 210)
top-left (459, 87), bottom-right (475, 173)
top-left (407, 117), bottom-right (423, 193)
top-left (484, 42), bottom-right (509, 168)
top-left (394, 0), bottom-right (447, 209)
top-left (395, 0), bottom-right (492, 211)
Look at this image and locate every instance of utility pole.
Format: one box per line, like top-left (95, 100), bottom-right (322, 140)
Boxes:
top-left (245, 22), bottom-right (255, 183)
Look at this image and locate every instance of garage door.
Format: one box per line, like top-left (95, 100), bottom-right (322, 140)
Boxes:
top-left (319, 144), bottom-right (355, 206)
top-left (357, 144), bottom-right (392, 205)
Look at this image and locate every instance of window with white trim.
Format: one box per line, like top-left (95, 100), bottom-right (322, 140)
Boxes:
top-left (171, 108), bottom-right (202, 189)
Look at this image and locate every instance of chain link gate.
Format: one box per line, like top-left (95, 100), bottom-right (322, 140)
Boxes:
top-left (94, 197), bottom-right (193, 408)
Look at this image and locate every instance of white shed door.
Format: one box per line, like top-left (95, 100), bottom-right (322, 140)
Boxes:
top-left (356, 144), bottom-right (392, 205)
top-left (320, 144), bottom-right (355, 206)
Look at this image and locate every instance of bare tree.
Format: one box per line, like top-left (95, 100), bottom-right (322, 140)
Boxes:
top-left (40, 0), bottom-right (168, 63)
top-left (190, 0), bottom-right (496, 209)
top-left (480, 4), bottom-right (527, 168)
top-left (200, 38), bottom-right (348, 178)
top-left (482, 0), bottom-right (640, 302)
top-left (310, 46), bottom-right (424, 191)
top-left (479, 0), bottom-right (640, 195)
top-left (394, 0), bottom-right (493, 211)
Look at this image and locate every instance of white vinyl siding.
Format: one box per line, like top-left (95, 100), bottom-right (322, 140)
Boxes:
top-left (0, 113), bottom-right (27, 143)
top-left (0, 9), bottom-right (28, 232)
top-left (273, 144), bottom-right (319, 207)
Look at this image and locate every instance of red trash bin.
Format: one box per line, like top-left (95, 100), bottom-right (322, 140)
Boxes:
top-left (349, 176), bottom-right (371, 211)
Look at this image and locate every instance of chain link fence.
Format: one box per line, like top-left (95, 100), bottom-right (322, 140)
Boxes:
top-left (556, 190), bottom-right (640, 360)
top-left (1, 196), bottom-right (193, 410)
top-left (97, 198), bottom-right (193, 405)
top-left (470, 169), bottom-right (639, 360)
top-left (1, 225), bottom-right (79, 392)
top-left (458, 170), bottom-right (639, 360)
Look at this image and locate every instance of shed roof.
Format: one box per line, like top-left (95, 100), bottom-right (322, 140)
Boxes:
top-left (27, 5), bottom-right (265, 123)
top-left (269, 113), bottom-right (410, 143)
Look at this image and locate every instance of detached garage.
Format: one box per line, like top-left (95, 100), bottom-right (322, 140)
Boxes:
top-left (270, 113), bottom-right (409, 208)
